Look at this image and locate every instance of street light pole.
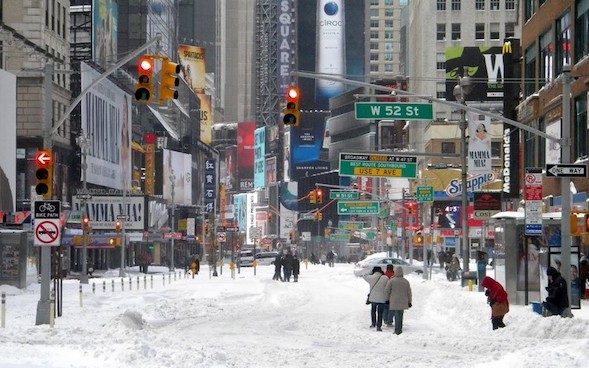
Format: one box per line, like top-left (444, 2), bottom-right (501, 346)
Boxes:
top-left (453, 76), bottom-right (472, 273)
top-left (77, 132), bottom-right (90, 284)
top-left (169, 171), bottom-right (176, 271)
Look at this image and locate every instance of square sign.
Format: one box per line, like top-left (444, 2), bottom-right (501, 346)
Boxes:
top-left (416, 186), bottom-right (433, 202)
top-left (33, 200), bottom-right (61, 246)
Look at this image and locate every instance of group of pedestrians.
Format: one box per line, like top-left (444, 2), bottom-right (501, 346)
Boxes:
top-left (273, 250), bottom-right (301, 282)
top-left (364, 265), bottom-right (412, 335)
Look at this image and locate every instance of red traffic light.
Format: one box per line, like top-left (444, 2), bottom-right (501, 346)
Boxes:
top-left (138, 57), bottom-right (153, 73)
top-left (287, 86), bottom-right (299, 100)
top-left (35, 150), bottom-right (52, 167)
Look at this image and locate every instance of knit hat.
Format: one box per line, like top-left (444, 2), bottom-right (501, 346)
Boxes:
top-left (546, 266), bottom-right (560, 277)
top-left (372, 266), bottom-right (383, 274)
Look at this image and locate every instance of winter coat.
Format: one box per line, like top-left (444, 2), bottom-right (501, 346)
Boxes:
top-left (546, 266), bottom-right (570, 308)
top-left (384, 269), bottom-right (395, 278)
top-left (363, 272), bottom-right (389, 303)
top-left (282, 254), bottom-right (294, 270)
top-left (292, 257), bottom-right (300, 275)
top-left (385, 266), bottom-right (412, 310)
top-left (579, 259), bottom-right (589, 284)
top-left (274, 256), bottom-right (282, 272)
top-left (481, 276), bottom-right (509, 318)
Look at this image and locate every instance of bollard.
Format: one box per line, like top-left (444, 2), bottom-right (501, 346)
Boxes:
top-left (50, 289), bottom-right (55, 328)
top-left (163, 274), bottom-right (165, 286)
top-left (79, 285), bottom-right (83, 307)
top-left (137, 276), bottom-right (140, 290)
top-left (168, 273), bottom-right (171, 283)
top-left (121, 278), bottom-right (124, 292)
top-left (112, 279), bottom-right (115, 293)
top-left (150, 275), bottom-right (153, 289)
top-left (129, 277), bottom-right (132, 291)
top-left (468, 279), bottom-right (474, 292)
top-left (103, 281), bottom-right (106, 293)
top-left (92, 283), bottom-right (95, 294)
top-left (1, 292), bottom-right (5, 328)
top-left (174, 272), bottom-right (177, 281)
top-left (144, 275), bottom-right (147, 289)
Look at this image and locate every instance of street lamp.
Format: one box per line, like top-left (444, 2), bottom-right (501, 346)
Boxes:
top-left (452, 76), bottom-right (472, 273)
top-left (76, 132), bottom-right (90, 284)
top-left (169, 170), bottom-right (176, 271)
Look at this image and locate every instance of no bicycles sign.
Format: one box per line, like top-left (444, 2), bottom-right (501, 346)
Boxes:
top-left (33, 200), bottom-right (61, 246)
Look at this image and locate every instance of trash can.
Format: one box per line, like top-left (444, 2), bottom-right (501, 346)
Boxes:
top-left (531, 301), bottom-right (542, 315)
top-left (461, 271), bottom-right (477, 287)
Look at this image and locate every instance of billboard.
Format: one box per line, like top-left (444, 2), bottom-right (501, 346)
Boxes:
top-left (292, 0), bottom-right (365, 180)
top-left (279, 181), bottom-right (298, 240)
top-left (468, 112), bottom-right (492, 175)
top-left (237, 122), bottom-right (255, 192)
top-left (445, 46), bottom-right (505, 102)
top-left (162, 149), bottom-right (192, 206)
top-left (92, 0), bottom-right (118, 67)
top-left (81, 62), bottom-right (132, 190)
top-left (277, 0), bottom-right (294, 95)
top-left (254, 127), bottom-right (266, 189)
top-left (198, 94), bottom-right (213, 145)
top-left (0, 69), bottom-right (16, 212)
top-left (72, 196), bottom-right (144, 230)
top-left (220, 146), bottom-right (238, 192)
top-left (178, 45), bottom-right (206, 95)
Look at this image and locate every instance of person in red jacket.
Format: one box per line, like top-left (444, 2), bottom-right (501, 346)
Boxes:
top-left (481, 276), bottom-right (509, 330)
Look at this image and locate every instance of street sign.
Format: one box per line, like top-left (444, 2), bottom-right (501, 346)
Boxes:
top-left (545, 164), bottom-right (587, 177)
top-left (355, 102), bottom-right (433, 120)
top-left (337, 201), bottom-right (380, 215)
top-left (329, 191), bottom-right (359, 200)
top-left (339, 153), bottom-right (417, 178)
top-left (416, 186), bottom-right (433, 202)
top-left (217, 232), bottom-right (226, 242)
top-left (330, 233), bottom-right (349, 241)
top-left (339, 221), bottom-right (363, 230)
top-left (33, 200), bottom-right (61, 246)
top-left (76, 193), bottom-right (92, 200)
top-left (116, 214), bottom-right (130, 220)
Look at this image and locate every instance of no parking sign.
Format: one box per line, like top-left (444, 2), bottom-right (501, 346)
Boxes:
top-left (33, 200), bottom-right (61, 246)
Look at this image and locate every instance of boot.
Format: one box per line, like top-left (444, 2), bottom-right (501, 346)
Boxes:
top-left (491, 318), bottom-right (499, 330)
top-left (497, 316), bottom-right (506, 328)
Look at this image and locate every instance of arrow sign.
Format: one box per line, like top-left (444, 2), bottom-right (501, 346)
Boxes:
top-left (545, 164), bottom-right (587, 177)
top-left (35, 150), bottom-right (52, 166)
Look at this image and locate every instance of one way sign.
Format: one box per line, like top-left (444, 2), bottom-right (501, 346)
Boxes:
top-left (545, 164), bottom-right (587, 177)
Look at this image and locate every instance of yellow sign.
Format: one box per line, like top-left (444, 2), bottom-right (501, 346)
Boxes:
top-left (502, 41), bottom-right (512, 54)
top-left (353, 167), bottom-right (402, 177)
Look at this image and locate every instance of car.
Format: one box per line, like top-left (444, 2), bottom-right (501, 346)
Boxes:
top-left (353, 257), bottom-right (423, 277)
top-left (238, 250), bottom-right (255, 267)
top-left (255, 251), bottom-right (280, 265)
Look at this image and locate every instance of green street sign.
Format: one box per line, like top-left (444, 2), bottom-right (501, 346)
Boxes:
top-left (330, 233), bottom-right (349, 241)
top-left (338, 221), bottom-right (363, 230)
top-left (339, 153), bottom-right (417, 178)
top-left (355, 102), bottom-right (433, 120)
top-left (337, 201), bottom-right (380, 215)
top-left (416, 186), bottom-right (434, 202)
top-left (330, 191), bottom-right (360, 200)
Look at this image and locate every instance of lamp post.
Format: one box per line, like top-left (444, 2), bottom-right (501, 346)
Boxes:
top-left (76, 132), bottom-right (90, 284)
top-left (452, 76), bottom-right (472, 273)
top-left (169, 170), bottom-right (176, 271)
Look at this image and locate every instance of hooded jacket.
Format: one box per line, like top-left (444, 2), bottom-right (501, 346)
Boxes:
top-left (481, 276), bottom-right (509, 306)
top-left (546, 266), bottom-right (570, 308)
top-left (384, 266), bottom-right (412, 310)
top-left (363, 271), bottom-right (389, 303)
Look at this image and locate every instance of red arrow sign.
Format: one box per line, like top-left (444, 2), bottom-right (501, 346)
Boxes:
top-left (35, 150), bottom-right (52, 166)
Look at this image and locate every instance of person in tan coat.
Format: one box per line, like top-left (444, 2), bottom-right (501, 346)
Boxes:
top-left (384, 266), bottom-right (412, 335)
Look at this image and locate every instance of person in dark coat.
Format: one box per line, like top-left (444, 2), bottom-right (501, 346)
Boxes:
top-left (292, 254), bottom-right (301, 282)
top-left (481, 276), bottom-right (509, 330)
top-left (543, 266), bottom-right (572, 317)
top-left (282, 251), bottom-right (294, 282)
top-left (273, 254), bottom-right (283, 281)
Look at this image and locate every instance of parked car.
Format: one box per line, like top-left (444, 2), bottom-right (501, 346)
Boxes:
top-left (353, 257), bottom-right (423, 277)
top-left (238, 250), bottom-right (255, 267)
top-left (255, 251), bottom-right (280, 265)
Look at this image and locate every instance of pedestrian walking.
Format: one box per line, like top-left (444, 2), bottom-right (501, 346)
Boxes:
top-left (385, 266), bottom-right (412, 335)
top-left (273, 254), bottom-right (283, 281)
top-left (293, 253), bottom-right (301, 282)
top-left (481, 276), bottom-right (509, 330)
top-left (363, 266), bottom-right (389, 331)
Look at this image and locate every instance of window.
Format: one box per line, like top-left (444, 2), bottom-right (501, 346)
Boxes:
top-left (556, 12), bottom-right (571, 75)
top-left (451, 0), bottom-right (461, 11)
top-left (476, 0), bottom-right (485, 10)
top-left (384, 20), bottom-right (393, 28)
top-left (370, 9), bottom-right (379, 17)
top-left (437, 24), bottom-right (446, 41)
top-left (384, 0), bottom-right (393, 5)
top-left (505, 23), bottom-right (515, 38)
top-left (442, 142), bottom-right (456, 154)
top-left (491, 142), bottom-right (501, 158)
top-left (505, 0), bottom-right (515, 10)
top-left (436, 53), bottom-right (446, 70)
top-left (371, 53), bottom-right (379, 61)
top-left (371, 31), bottom-right (379, 39)
top-left (490, 0), bottom-right (500, 10)
top-left (540, 30), bottom-right (553, 85)
top-left (385, 9), bottom-right (393, 17)
top-left (370, 42), bottom-right (379, 50)
top-left (384, 31), bottom-right (394, 39)
top-left (384, 42), bottom-right (393, 51)
top-left (575, 0), bottom-right (589, 61)
top-left (437, 0), bottom-right (446, 11)
top-left (370, 64), bottom-right (379, 72)
top-left (475, 23), bottom-right (485, 40)
top-left (371, 20), bottom-right (379, 28)
top-left (524, 45), bottom-right (536, 97)
top-left (490, 23), bottom-right (500, 40)
top-left (575, 95), bottom-right (588, 159)
top-left (384, 64), bottom-right (394, 72)
top-left (436, 82), bottom-right (446, 99)
top-left (525, 0), bottom-right (536, 21)
top-left (384, 53), bottom-right (393, 61)
top-left (370, 0), bottom-right (379, 5)
top-left (451, 23), bottom-right (461, 40)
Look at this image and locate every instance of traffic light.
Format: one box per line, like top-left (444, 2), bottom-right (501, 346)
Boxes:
top-left (314, 212), bottom-right (323, 221)
top-left (309, 189), bottom-right (317, 204)
top-left (268, 212), bottom-right (273, 222)
top-left (316, 189), bottom-right (323, 204)
top-left (115, 220), bottom-right (122, 233)
top-left (159, 58), bottom-right (180, 103)
top-left (34, 150), bottom-right (53, 199)
top-left (408, 203), bottom-right (415, 215)
top-left (134, 55), bottom-right (154, 103)
top-left (283, 86), bottom-right (300, 126)
top-left (571, 214), bottom-right (578, 234)
top-left (82, 217), bottom-right (90, 230)
top-left (109, 238), bottom-right (121, 246)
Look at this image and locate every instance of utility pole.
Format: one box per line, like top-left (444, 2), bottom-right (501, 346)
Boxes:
top-left (561, 65), bottom-right (572, 307)
top-left (77, 133), bottom-right (90, 284)
top-left (169, 171), bottom-right (176, 271)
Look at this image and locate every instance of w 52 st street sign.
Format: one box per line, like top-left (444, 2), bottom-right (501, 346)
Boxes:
top-left (355, 102), bottom-right (433, 120)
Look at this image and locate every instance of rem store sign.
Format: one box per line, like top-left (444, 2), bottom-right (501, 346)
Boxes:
top-left (72, 196), bottom-right (144, 230)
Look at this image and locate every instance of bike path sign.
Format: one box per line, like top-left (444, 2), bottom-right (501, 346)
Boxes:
top-left (33, 200), bottom-right (61, 246)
